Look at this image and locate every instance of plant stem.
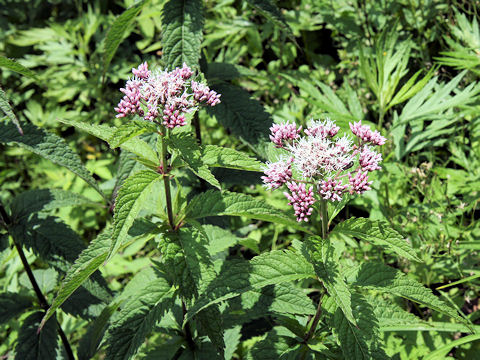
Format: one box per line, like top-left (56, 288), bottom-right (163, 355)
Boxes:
top-left (161, 133), bottom-right (175, 229)
top-left (0, 203), bottom-right (75, 360)
top-left (192, 112), bottom-right (202, 145)
top-left (303, 200), bottom-right (328, 344)
top-left (181, 301), bottom-right (195, 351)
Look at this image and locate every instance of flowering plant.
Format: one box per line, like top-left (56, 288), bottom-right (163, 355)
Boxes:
top-left (263, 118), bottom-right (385, 222)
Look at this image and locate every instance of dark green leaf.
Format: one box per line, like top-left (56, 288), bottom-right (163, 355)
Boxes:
top-left (0, 120), bottom-right (105, 199)
top-left (14, 312), bottom-right (58, 360)
top-left (105, 269), bottom-right (176, 360)
top-left (108, 120), bottom-right (157, 149)
top-left (161, 0), bottom-right (204, 69)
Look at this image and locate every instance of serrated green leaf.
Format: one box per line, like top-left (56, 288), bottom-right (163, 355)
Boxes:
top-left (108, 119), bottom-right (157, 149)
top-left (105, 269), bottom-right (176, 360)
top-left (58, 118), bottom-right (159, 167)
top-left (0, 120), bottom-right (105, 199)
top-left (304, 237), bottom-right (356, 326)
top-left (103, 0), bottom-right (149, 75)
top-left (10, 189), bottom-right (95, 222)
top-left (161, 0), bottom-right (204, 69)
top-left (14, 312), bottom-right (58, 360)
top-left (0, 293), bottom-right (32, 324)
top-left (185, 190), bottom-right (311, 233)
top-left (0, 86), bottom-right (22, 134)
top-left (108, 170), bottom-right (162, 260)
top-left (206, 83), bottom-right (271, 155)
top-left (167, 131), bottom-right (220, 189)
top-left (248, 328), bottom-right (301, 360)
top-left (185, 250), bottom-right (315, 324)
top-left (201, 145), bottom-right (262, 172)
top-left (40, 231), bottom-right (111, 329)
top-left (333, 294), bottom-right (387, 360)
top-left (202, 224), bottom-right (243, 256)
top-left (352, 262), bottom-right (467, 326)
top-left (0, 56), bottom-right (38, 79)
top-left (332, 217), bottom-right (421, 262)
top-left (224, 326), bottom-right (241, 360)
top-left (424, 334), bottom-right (480, 360)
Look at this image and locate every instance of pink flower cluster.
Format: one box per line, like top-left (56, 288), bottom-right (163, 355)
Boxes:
top-left (263, 118), bottom-right (386, 222)
top-left (115, 62), bottom-right (221, 128)
top-left (284, 182), bottom-right (316, 222)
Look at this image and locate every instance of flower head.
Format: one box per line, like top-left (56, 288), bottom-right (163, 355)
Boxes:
top-left (349, 120), bottom-right (386, 146)
top-left (283, 182), bottom-right (316, 222)
top-left (304, 118), bottom-right (340, 138)
top-left (115, 62), bottom-right (221, 128)
top-left (262, 157), bottom-right (293, 190)
top-left (269, 121), bottom-right (302, 148)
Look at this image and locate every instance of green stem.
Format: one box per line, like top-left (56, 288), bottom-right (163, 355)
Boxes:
top-left (192, 112), bottom-right (202, 145)
top-left (0, 203), bottom-right (75, 360)
top-left (161, 133), bottom-right (175, 229)
top-left (303, 200), bottom-right (328, 344)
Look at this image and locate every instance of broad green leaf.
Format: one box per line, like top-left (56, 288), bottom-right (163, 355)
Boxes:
top-left (40, 231), bottom-right (111, 329)
top-left (105, 269), bottom-right (176, 360)
top-left (245, 0), bottom-right (295, 43)
top-left (202, 224), bottom-right (243, 256)
top-left (185, 250), bottom-right (315, 324)
top-left (0, 55), bottom-right (38, 79)
top-left (332, 217), bottom-right (421, 262)
top-left (57, 118), bottom-right (159, 167)
top-left (14, 312), bottom-right (58, 360)
top-left (185, 190), bottom-right (311, 233)
top-left (206, 83), bottom-right (271, 155)
top-left (201, 145), bottom-right (262, 172)
top-left (0, 293), bottom-right (32, 324)
top-left (167, 132), bottom-right (220, 189)
top-left (0, 86), bottom-right (22, 134)
top-left (103, 0), bottom-right (149, 75)
top-left (161, 0), bottom-right (204, 69)
top-left (10, 189), bottom-right (95, 222)
top-left (223, 283), bottom-right (316, 329)
top-left (108, 170), bottom-right (162, 260)
top-left (224, 326), bottom-right (241, 360)
top-left (0, 120), bottom-right (105, 198)
top-left (304, 237), bottom-right (356, 326)
top-left (352, 262), bottom-right (467, 326)
top-left (108, 119), bottom-right (157, 149)
top-left (333, 294), bottom-right (387, 360)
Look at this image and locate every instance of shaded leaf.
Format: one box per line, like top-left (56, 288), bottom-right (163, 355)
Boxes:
top-left (0, 86), bottom-right (22, 134)
top-left (0, 56), bottom-right (38, 79)
top-left (14, 312), bottom-right (58, 360)
top-left (0, 293), bottom-right (33, 324)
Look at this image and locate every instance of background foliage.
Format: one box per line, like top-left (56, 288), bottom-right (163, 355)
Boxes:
top-left (1, 0), bottom-right (480, 359)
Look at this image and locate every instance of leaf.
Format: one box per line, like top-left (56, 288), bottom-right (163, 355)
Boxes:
top-left (185, 190), bottom-right (311, 233)
top-left (14, 312), bottom-right (58, 360)
top-left (206, 83), bottom-right (271, 155)
top-left (0, 120), bottom-right (105, 198)
top-left (424, 334), bottom-right (480, 360)
top-left (352, 262), bottom-right (467, 326)
top-left (105, 269), bottom-right (176, 360)
top-left (245, 0), bottom-right (295, 43)
top-left (167, 131), bottom-right (220, 189)
top-left (304, 237), bottom-right (356, 326)
top-left (103, 0), bottom-right (149, 75)
top-left (58, 118), bottom-right (159, 167)
top-left (40, 231), bottom-right (111, 329)
top-left (333, 294), bottom-right (387, 360)
top-left (248, 328), bottom-right (301, 360)
top-left (331, 217), bottom-right (421, 262)
top-left (201, 145), bottom-right (262, 172)
top-left (0, 293), bottom-right (32, 324)
top-left (108, 170), bottom-right (162, 261)
top-left (202, 224), bottom-right (243, 256)
top-left (0, 56), bottom-right (38, 79)
top-left (0, 86), bottom-right (22, 134)
top-left (185, 250), bottom-right (315, 324)
top-left (161, 0), bottom-right (204, 69)
top-left (108, 119), bottom-right (157, 149)
top-left (78, 301), bottom-right (122, 360)
top-left (10, 189), bottom-right (95, 222)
